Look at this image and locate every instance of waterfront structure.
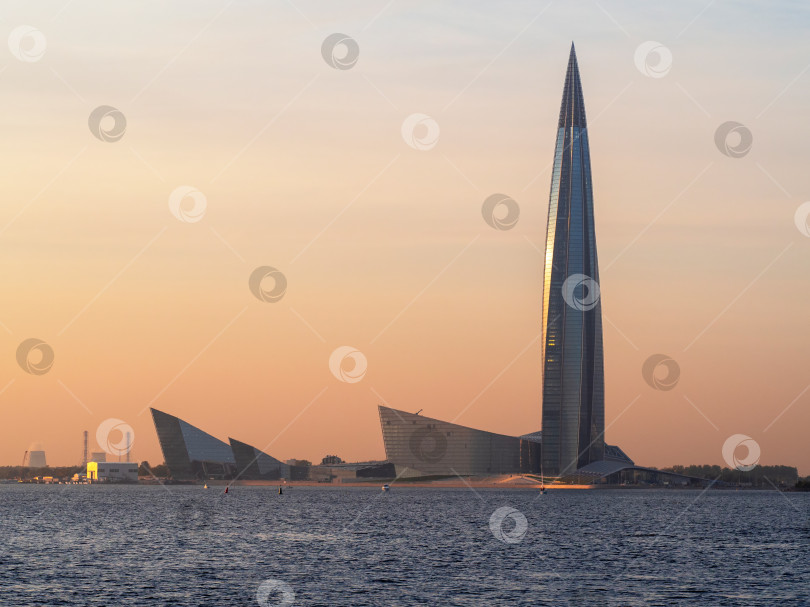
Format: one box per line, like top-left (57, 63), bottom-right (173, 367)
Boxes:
top-left (377, 45), bottom-right (639, 484)
top-left (379, 406), bottom-right (529, 476)
top-left (150, 408), bottom-right (313, 481)
top-left (229, 438), bottom-right (291, 480)
top-left (87, 461), bottom-right (138, 482)
top-left (149, 408), bottom-right (399, 482)
top-left (151, 408), bottom-right (236, 480)
top-left (379, 405), bottom-right (631, 478)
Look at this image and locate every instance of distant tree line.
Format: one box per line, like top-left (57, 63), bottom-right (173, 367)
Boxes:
top-left (0, 462), bottom-right (171, 480)
top-left (0, 466), bottom-right (82, 480)
top-left (660, 464), bottom-right (799, 488)
top-left (137, 462), bottom-right (169, 477)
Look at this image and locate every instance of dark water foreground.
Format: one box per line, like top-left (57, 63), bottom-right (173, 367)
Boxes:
top-left (0, 485), bottom-right (807, 606)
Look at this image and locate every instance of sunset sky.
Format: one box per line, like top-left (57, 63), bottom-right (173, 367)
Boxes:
top-left (1, 1), bottom-right (808, 473)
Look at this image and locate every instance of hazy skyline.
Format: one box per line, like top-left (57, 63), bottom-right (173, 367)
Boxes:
top-left (2, 2), bottom-right (809, 473)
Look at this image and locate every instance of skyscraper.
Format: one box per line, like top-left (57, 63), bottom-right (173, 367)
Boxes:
top-left (541, 43), bottom-right (606, 477)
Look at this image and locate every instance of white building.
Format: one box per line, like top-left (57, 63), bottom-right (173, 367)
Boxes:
top-left (87, 462), bottom-right (138, 482)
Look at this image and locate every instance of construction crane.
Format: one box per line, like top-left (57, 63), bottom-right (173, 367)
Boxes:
top-left (21, 450), bottom-right (28, 467)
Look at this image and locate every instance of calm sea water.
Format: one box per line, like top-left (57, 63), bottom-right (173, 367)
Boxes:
top-left (0, 485), bottom-right (807, 606)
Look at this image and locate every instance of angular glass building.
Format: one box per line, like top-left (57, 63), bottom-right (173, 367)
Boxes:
top-left (379, 405), bottom-right (629, 478)
top-left (229, 438), bottom-right (291, 480)
top-left (540, 43), bottom-right (605, 477)
top-left (150, 408), bottom-right (236, 480)
top-left (378, 405), bottom-right (540, 476)
top-left (150, 408), bottom-right (306, 481)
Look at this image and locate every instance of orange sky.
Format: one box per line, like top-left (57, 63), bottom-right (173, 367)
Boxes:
top-left (1, 2), bottom-right (808, 473)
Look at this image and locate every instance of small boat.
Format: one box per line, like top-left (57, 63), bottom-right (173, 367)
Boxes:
top-left (381, 484), bottom-right (390, 492)
top-left (203, 483), bottom-right (208, 489)
top-left (278, 486), bottom-right (283, 495)
top-left (224, 486), bottom-right (229, 494)
top-left (539, 485), bottom-right (547, 494)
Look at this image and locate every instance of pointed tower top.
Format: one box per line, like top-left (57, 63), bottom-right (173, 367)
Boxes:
top-left (558, 43), bottom-right (587, 128)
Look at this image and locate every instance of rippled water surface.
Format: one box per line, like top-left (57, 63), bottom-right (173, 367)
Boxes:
top-left (0, 486), bottom-right (807, 606)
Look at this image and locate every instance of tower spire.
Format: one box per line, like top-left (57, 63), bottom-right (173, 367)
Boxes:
top-left (558, 42), bottom-right (587, 128)
top-left (542, 45), bottom-right (603, 477)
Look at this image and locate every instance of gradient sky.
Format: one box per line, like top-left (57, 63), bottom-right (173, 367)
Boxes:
top-left (1, 1), bottom-right (808, 473)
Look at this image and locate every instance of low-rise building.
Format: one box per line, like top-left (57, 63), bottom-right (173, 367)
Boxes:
top-left (87, 462), bottom-right (138, 482)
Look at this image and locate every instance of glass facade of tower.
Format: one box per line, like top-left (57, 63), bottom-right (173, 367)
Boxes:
top-left (541, 45), bottom-right (606, 477)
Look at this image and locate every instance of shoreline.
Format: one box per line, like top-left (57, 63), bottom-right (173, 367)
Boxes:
top-left (135, 479), bottom-right (785, 490)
